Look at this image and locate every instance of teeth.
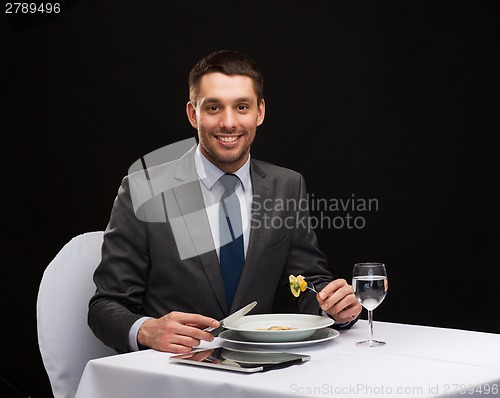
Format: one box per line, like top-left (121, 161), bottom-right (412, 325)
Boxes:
top-left (219, 136), bottom-right (238, 142)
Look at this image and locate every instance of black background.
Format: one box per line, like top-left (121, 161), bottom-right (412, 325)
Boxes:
top-left (1, 0), bottom-right (499, 396)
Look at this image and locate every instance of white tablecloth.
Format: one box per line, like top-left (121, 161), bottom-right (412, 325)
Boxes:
top-left (75, 321), bottom-right (500, 398)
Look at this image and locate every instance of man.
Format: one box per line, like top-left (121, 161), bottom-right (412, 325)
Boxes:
top-left (88, 49), bottom-right (362, 354)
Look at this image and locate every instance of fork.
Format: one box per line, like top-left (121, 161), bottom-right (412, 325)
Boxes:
top-left (306, 281), bottom-right (318, 294)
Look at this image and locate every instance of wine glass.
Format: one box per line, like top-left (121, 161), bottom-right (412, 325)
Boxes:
top-left (352, 262), bottom-right (388, 347)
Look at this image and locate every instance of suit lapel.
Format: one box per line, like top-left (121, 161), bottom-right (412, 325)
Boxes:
top-left (171, 147), bottom-right (228, 314)
top-left (231, 160), bottom-right (271, 312)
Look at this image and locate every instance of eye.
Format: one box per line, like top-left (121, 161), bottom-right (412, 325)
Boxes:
top-left (237, 104), bottom-right (249, 111)
top-left (206, 105), bottom-right (220, 113)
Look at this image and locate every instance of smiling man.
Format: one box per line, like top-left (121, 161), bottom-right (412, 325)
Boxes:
top-left (186, 72), bottom-right (264, 174)
top-left (88, 50), bottom-right (361, 354)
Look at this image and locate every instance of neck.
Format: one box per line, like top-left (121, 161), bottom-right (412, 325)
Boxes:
top-left (201, 149), bottom-right (249, 174)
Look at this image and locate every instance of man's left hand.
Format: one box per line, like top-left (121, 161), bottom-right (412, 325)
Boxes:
top-left (317, 279), bottom-right (362, 323)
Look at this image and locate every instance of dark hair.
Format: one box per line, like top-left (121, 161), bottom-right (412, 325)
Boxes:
top-left (189, 49), bottom-right (264, 105)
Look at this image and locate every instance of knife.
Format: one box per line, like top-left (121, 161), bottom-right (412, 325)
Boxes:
top-left (206, 301), bottom-right (257, 337)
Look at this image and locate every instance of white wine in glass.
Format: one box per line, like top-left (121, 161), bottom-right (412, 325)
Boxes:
top-left (352, 262), bottom-right (388, 347)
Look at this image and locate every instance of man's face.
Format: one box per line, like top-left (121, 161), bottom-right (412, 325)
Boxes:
top-left (186, 72), bottom-right (265, 173)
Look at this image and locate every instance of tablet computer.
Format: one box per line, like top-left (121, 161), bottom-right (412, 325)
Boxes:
top-left (169, 347), bottom-right (311, 373)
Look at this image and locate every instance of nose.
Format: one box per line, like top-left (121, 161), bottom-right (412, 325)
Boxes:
top-left (219, 109), bottom-right (237, 131)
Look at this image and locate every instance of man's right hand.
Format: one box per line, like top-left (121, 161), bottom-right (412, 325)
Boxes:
top-left (137, 312), bottom-right (220, 353)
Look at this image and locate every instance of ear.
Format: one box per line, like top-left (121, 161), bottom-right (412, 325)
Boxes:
top-left (257, 98), bottom-right (266, 126)
top-left (186, 101), bottom-right (198, 129)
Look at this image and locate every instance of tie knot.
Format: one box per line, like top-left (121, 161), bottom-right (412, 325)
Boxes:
top-left (219, 174), bottom-right (239, 193)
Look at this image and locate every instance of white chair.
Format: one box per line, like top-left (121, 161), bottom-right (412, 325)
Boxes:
top-left (37, 231), bottom-right (117, 398)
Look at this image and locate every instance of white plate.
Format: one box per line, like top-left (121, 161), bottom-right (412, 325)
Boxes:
top-left (224, 314), bottom-right (334, 342)
top-left (219, 328), bottom-right (339, 348)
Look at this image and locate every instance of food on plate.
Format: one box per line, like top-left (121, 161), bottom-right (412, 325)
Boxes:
top-left (256, 326), bottom-right (297, 330)
top-left (289, 274), bottom-right (307, 297)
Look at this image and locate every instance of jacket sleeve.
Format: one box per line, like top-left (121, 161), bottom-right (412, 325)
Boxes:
top-left (276, 173), bottom-right (357, 329)
top-left (88, 176), bottom-right (150, 353)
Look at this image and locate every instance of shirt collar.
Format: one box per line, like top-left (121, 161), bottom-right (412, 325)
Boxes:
top-left (194, 145), bottom-right (251, 191)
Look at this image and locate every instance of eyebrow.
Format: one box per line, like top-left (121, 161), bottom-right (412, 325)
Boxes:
top-left (202, 97), bottom-right (254, 105)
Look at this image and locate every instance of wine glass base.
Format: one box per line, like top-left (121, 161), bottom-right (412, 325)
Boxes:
top-left (356, 339), bottom-right (386, 347)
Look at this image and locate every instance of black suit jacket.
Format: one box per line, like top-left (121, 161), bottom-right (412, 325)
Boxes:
top-left (88, 146), bottom-right (336, 353)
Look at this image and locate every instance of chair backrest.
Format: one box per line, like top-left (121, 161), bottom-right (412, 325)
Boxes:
top-left (37, 231), bottom-right (116, 398)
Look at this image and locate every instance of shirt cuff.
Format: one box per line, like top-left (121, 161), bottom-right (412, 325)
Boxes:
top-left (128, 316), bottom-right (152, 352)
top-left (321, 310), bottom-right (354, 329)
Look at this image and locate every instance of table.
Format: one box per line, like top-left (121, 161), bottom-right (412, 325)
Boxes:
top-left (75, 320), bottom-right (500, 398)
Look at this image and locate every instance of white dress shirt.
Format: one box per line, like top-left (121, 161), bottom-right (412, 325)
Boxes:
top-left (194, 145), bottom-right (252, 259)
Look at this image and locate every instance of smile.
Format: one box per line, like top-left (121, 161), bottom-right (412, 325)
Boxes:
top-left (217, 135), bottom-right (240, 143)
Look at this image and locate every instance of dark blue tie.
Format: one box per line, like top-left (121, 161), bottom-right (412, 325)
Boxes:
top-left (219, 174), bottom-right (245, 310)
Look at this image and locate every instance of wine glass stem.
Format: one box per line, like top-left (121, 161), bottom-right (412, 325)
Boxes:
top-left (368, 310), bottom-right (374, 341)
